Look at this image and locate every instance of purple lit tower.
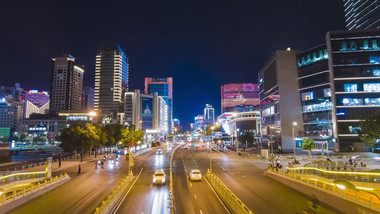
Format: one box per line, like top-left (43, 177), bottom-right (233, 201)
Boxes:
top-left (24, 90), bottom-right (50, 118)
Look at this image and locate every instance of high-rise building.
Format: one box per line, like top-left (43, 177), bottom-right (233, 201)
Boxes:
top-left (0, 96), bottom-right (23, 131)
top-left (145, 77), bottom-right (173, 133)
top-left (221, 83), bottom-right (260, 113)
top-left (343, 0), bottom-right (380, 30)
top-left (24, 90), bottom-right (50, 118)
top-left (0, 83), bottom-right (27, 101)
top-left (204, 104), bottom-right (215, 125)
top-left (258, 50), bottom-right (304, 152)
top-left (296, 29), bottom-right (380, 152)
top-left (94, 44), bottom-right (129, 123)
top-left (50, 54), bottom-right (84, 112)
top-left (82, 86), bottom-right (95, 111)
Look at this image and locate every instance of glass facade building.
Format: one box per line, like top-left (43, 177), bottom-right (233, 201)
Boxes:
top-left (327, 30), bottom-right (380, 151)
top-left (297, 45), bottom-right (334, 149)
top-left (94, 44), bottom-right (129, 123)
top-left (343, 0), bottom-right (380, 30)
top-left (145, 77), bottom-right (173, 133)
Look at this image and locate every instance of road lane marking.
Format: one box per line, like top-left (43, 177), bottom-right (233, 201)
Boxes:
top-left (189, 183), bottom-right (192, 187)
top-left (146, 195), bottom-right (149, 201)
top-left (113, 168), bottom-right (144, 214)
top-left (200, 210), bottom-right (203, 214)
top-left (204, 175), bottom-right (231, 214)
top-left (150, 184), bottom-right (153, 188)
top-left (194, 194), bottom-right (197, 200)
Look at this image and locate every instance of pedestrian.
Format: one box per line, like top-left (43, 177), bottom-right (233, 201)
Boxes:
top-left (58, 153), bottom-right (62, 168)
top-left (95, 161), bottom-right (98, 169)
top-left (349, 158), bottom-right (353, 165)
top-left (360, 161), bottom-right (363, 167)
top-left (77, 164), bottom-right (81, 175)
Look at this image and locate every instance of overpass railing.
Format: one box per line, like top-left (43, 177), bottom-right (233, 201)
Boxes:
top-left (206, 169), bottom-right (253, 214)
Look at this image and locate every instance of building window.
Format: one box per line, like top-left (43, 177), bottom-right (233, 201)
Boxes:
top-left (364, 98), bottom-right (380, 106)
top-left (301, 92), bottom-right (314, 101)
top-left (374, 70), bottom-right (380, 77)
top-left (344, 84), bottom-right (358, 92)
top-left (370, 55), bottom-right (380, 64)
top-left (323, 88), bottom-right (332, 97)
top-left (363, 83), bottom-right (380, 92)
top-left (342, 98), bottom-right (361, 106)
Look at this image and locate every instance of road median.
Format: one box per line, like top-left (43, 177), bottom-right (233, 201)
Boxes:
top-left (205, 169), bottom-right (253, 214)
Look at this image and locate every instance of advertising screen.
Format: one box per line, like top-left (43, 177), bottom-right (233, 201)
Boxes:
top-left (221, 83), bottom-right (260, 111)
top-left (141, 97), bottom-right (153, 129)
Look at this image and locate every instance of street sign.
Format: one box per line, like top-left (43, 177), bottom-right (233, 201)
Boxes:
top-left (212, 132), bottom-right (222, 139)
top-left (131, 141), bottom-right (135, 147)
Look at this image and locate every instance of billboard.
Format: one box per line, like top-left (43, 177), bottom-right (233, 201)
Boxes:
top-left (221, 83), bottom-right (260, 111)
top-left (141, 97), bottom-right (153, 129)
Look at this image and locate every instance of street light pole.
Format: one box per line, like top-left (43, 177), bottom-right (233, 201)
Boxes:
top-left (210, 126), bottom-right (214, 172)
top-left (292, 122), bottom-right (298, 158)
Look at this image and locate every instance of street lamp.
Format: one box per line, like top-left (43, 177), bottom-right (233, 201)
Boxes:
top-left (292, 122), bottom-right (298, 158)
top-left (210, 125), bottom-right (215, 171)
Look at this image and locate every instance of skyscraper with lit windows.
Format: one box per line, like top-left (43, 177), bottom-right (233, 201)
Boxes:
top-left (94, 43), bottom-right (129, 123)
top-left (343, 0), bottom-right (380, 30)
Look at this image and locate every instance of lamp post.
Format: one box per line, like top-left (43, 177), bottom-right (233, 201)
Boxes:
top-left (210, 126), bottom-right (215, 171)
top-left (292, 122), bottom-right (298, 158)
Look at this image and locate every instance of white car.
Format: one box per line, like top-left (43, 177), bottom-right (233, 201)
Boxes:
top-left (153, 170), bottom-right (166, 184)
top-left (189, 169), bottom-right (202, 181)
top-left (156, 149), bottom-right (163, 155)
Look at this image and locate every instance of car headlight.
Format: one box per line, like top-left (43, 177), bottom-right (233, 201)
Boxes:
top-left (153, 178), bottom-right (156, 182)
top-left (162, 178), bottom-right (165, 182)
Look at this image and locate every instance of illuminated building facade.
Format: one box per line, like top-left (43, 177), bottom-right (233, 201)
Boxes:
top-left (145, 77), bottom-right (173, 133)
top-left (94, 44), bottom-right (129, 124)
top-left (50, 54), bottom-right (84, 112)
top-left (24, 90), bottom-right (50, 118)
top-left (258, 50), bottom-right (304, 152)
top-left (327, 30), bottom-right (380, 151)
top-left (343, 0), bottom-right (380, 30)
top-left (221, 83), bottom-right (260, 113)
top-left (204, 104), bottom-right (215, 125)
top-left (82, 86), bottom-right (95, 111)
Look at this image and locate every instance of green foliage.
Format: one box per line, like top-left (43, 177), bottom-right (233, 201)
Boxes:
top-left (358, 111), bottom-right (380, 148)
top-left (33, 136), bottom-right (48, 143)
top-left (302, 138), bottom-right (315, 151)
top-left (60, 123), bottom-right (100, 153)
top-left (238, 131), bottom-right (255, 144)
top-left (120, 126), bottom-right (144, 147)
top-left (204, 125), bottom-right (221, 136)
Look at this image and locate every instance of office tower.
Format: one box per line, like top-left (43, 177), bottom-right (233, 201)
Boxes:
top-left (145, 77), bottom-right (173, 133)
top-left (50, 54), bottom-right (84, 112)
top-left (258, 50), bottom-right (304, 152)
top-left (94, 43), bottom-right (129, 123)
top-left (343, 0), bottom-right (380, 30)
top-left (82, 86), bottom-right (95, 111)
top-left (24, 90), bottom-right (50, 118)
top-left (221, 83), bottom-right (260, 113)
top-left (204, 104), bottom-right (215, 125)
top-left (327, 29), bottom-right (380, 151)
top-left (0, 96), bottom-right (23, 131)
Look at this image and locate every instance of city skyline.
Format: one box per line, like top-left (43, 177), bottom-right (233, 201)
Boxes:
top-left (0, 1), bottom-right (346, 128)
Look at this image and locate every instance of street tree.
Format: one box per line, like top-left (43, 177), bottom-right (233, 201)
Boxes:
top-left (358, 111), bottom-right (380, 148)
top-left (204, 125), bottom-right (221, 136)
top-left (302, 138), bottom-right (315, 159)
top-left (120, 126), bottom-right (144, 147)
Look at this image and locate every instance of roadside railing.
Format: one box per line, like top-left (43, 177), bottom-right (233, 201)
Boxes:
top-left (287, 167), bottom-right (380, 183)
top-left (206, 169), bottom-right (253, 214)
top-left (0, 171), bottom-right (46, 187)
top-left (267, 169), bottom-right (380, 212)
top-left (0, 173), bottom-right (70, 206)
top-left (169, 144), bottom-right (182, 214)
top-left (94, 175), bottom-right (133, 214)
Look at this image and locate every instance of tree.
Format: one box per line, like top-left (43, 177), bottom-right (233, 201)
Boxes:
top-left (238, 131), bottom-right (255, 147)
top-left (101, 124), bottom-right (123, 153)
top-left (204, 125), bottom-right (221, 136)
top-left (302, 138), bottom-right (315, 159)
top-left (120, 126), bottom-right (144, 147)
top-left (358, 111), bottom-right (380, 148)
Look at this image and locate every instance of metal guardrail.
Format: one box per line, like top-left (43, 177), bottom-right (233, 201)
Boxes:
top-left (169, 144), bottom-right (182, 214)
top-left (94, 174), bottom-right (134, 214)
top-left (267, 169), bottom-right (380, 212)
top-left (0, 171), bottom-right (46, 186)
top-left (206, 169), bottom-right (253, 214)
top-left (0, 173), bottom-right (70, 206)
top-left (287, 167), bottom-right (380, 183)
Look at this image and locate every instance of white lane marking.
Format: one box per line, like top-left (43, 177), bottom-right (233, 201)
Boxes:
top-left (113, 168), bottom-right (144, 213)
top-left (200, 210), bottom-right (203, 214)
top-left (189, 183), bottom-right (192, 187)
top-left (204, 176), bottom-right (231, 214)
top-left (146, 195), bottom-right (149, 201)
top-left (150, 184), bottom-right (153, 188)
top-left (194, 194), bottom-right (197, 200)
top-left (221, 167), bottom-right (225, 171)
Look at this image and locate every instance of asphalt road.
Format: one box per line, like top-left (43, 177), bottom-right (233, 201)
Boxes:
top-left (7, 149), bottom-right (154, 214)
top-left (114, 146), bottom-right (171, 214)
top-left (172, 147), bottom-right (229, 214)
top-left (183, 147), bottom-right (342, 214)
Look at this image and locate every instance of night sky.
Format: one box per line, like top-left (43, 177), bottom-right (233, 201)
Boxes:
top-left (0, 0), bottom-right (346, 129)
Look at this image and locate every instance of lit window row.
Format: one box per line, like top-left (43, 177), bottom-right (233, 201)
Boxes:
top-left (297, 49), bottom-right (329, 67)
top-left (344, 83), bottom-right (380, 92)
top-left (341, 98), bottom-right (380, 106)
